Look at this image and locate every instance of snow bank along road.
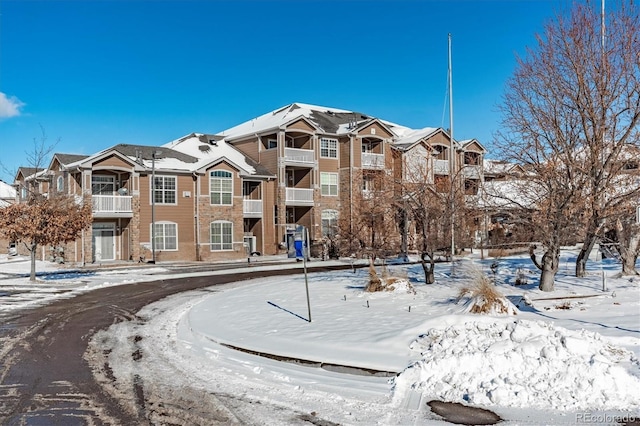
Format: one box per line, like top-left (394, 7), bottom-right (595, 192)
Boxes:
top-left (0, 264), bottom-right (354, 425)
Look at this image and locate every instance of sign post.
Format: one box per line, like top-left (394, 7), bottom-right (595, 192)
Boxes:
top-left (302, 226), bottom-right (311, 322)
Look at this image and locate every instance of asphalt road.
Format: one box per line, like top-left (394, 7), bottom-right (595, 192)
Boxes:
top-left (0, 264), bottom-right (355, 425)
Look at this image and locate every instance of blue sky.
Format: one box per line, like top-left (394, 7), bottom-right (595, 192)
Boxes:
top-left (0, 0), bottom-right (572, 182)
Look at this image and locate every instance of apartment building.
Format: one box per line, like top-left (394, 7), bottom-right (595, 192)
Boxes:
top-left (12, 102), bottom-right (486, 263)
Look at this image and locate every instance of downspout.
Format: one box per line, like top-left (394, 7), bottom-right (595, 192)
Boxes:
top-left (194, 172), bottom-right (200, 261)
top-left (349, 134), bottom-right (354, 250)
top-left (82, 170), bottom-right (87, 265)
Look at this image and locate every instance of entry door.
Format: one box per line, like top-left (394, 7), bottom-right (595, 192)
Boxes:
top-left (92, 226), bottom-right (115, 262)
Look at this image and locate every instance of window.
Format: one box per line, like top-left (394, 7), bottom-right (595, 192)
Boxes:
top-left (320, 138), bottom-right (338, 158)
top-left (92, 175), bottom-right (115, 195)
top-left (210, 170), bottom-right (233, 205)
top-left (21, 186), bottom-right (27, 199)
top-left (434, 146), bottom-right (449, 161)
top-left (320, 172), bottom-right (338, 196)
top-left (321, 209), bottom-right (338, 238)
top-left (211, 221), bottom-right (233, 251)
top-left (267, 139), bottom-right (277, 149)
top-left (57, 176), bottom-right (64, 192)
top-left (362, 176), bottom-right (374, 192)
top-left (465, 179), bottom-right (479, 195)
top-left (152, 222), bottom-right (177, 250)
top-left (153, 176), bottom-right (176, 204)
top-left (464, 151), bottom-right (480, 166)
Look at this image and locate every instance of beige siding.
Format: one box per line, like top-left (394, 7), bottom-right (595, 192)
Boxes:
top-left (138, 173), bottom-right (197, 261)
top-left (357, 122), bottom-right (393, 139)
top-left (287, 119), bottom-right (315, 133)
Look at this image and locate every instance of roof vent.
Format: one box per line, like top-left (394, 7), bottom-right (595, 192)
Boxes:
top-left (199, 144), bottom-right (211, 152)
top-left (208, 139), bottom-right (218, 146)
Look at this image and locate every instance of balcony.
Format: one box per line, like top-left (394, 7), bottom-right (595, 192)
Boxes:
top-left (434, 159), bottom-right (450, 175)
top-left (284, 147), bottom-right (315, 166)
top-left (362, 153), bottom-right (385, 169)
top-left (243, 199), bottom-right (263, 217)
top-left (285, 188), bottom-right (314, 206)
top-left (92, 195), bottom-right (133, 218)
top-left (463, 164), bottom-right (482, 179)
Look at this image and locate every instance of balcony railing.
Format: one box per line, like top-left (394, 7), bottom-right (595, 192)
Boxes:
top-left (92, 195), bottom-right (133, 217)
top-left (284, 147), bottom-right (315, 164)
top-left (362, 153), bottom-right (385, 169)
top-left (434, 159), bottom-right (450, 175)
top-left (243, 199), bottom-right (263, 217)
top-left (463, 164), bottom-right (482, 179)
top-left (285, 188), bottom-right (314, 205)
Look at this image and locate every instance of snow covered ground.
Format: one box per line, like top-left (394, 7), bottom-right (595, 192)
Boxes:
top-left (1, 251), bottom-right (639, 425)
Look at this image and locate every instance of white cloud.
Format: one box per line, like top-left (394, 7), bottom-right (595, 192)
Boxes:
top-left (0, 92), bottom-right (25, 118)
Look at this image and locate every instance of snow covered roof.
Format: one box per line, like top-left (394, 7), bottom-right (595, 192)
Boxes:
top-left (479, 179), bottom-right (536, 209)
top-left (392, 127), bottom-right (440, 150)
top-left (483, 159), bottom-right (524, 176)
top-left (218, 102), bottom-right (378, 141)
top-left (215, 102), bottom-right (475, 155)
top-left (0, 180), bottom-right (16, 200)
top-left (164, 133), bottom-right (274, 177)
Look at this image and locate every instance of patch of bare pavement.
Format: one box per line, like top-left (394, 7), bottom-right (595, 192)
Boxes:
top-left (0, 263), bottom-right (504, 425)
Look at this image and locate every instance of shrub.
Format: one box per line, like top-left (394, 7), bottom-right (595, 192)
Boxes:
top-left (457, 265), bottom-right (518, 315)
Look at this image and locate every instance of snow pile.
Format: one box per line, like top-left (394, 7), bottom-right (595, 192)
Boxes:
top-left (392, 319), bottom-right (640, 410)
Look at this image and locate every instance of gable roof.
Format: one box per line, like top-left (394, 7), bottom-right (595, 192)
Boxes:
top-left (53, 153), bottom-right (90, 166)
top-left (64, 143), bottom-right (199, 173)
top-left (218, 102), bottom-right (380, 141)
top-left (393, 127), bottom-right (441, 150)
top-left (163, 133), bottom-right (274, 177)
top-left (460, 138), bottom-right (487, 153)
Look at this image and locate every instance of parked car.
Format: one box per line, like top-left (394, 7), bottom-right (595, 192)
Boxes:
top-left (8, 243), bottom-right (17, 256)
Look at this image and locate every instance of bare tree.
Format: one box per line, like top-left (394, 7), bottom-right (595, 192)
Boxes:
top-left (615, 204), bottom-right (640, 275)
top-left (0, 197), bottom-right (93, 281)
top-left (397, 147), bottom-right (467, 284)
top-left (338, 169), bottom-right (399, 260)
top-left (0, 128), bottom-right (92, 281)
top-left (403, 184), bottom-right (449, 284)
top-left (495, 0), bottom-right (639, 290)
top-left (561, 2), bottom-right (640, 277)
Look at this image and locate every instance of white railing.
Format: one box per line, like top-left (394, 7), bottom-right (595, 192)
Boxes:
top-left (362, 190), bottom-right (375, 200)
top-left (361, 153), bottom-right (385, 169)
top-left (92, 195), bottom-right (132, 213)
top-left (285, 188), bottom-right (314, 204)
top-left (434, 159), bottom-right (450, 174)
top-left (243, 199), bottom-right (263, 216)
top-left (284, 147), bottom-right (315, 164)
top-left (463, 165), bottom-right (482, 179)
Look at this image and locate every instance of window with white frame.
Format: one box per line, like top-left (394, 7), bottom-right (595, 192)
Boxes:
top-left (320, 138), bottom-right (338, 158)
top-left (152, 221), bottom-right (178, 250)
top-left (267, 139), bottom-right (277, 149)
top-left (153, 176), bottom-right (176, 204)
top-left (321, 209), bottom-right (338, 238)
top-left (210, 220), bottom-right (233, 251)
top-left (92, 175), bottom-right (115, 195)
top-left (57, 176), bottom-right (64, 192)
top-left (210, 170), bottom-right (233, 205)
top-left (320, 172), bottom-right (338, 196)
